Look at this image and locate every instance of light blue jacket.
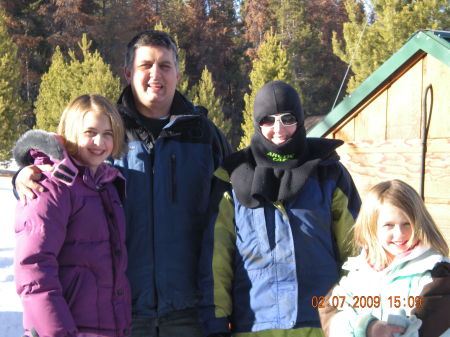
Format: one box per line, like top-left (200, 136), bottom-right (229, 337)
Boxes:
top-left (324, 246), bottom-right (449, 337)
top-left (199, 157), bottom-right (360, 336)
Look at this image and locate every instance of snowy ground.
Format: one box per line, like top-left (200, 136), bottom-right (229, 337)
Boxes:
top-left (0, 175), bottom-right (23, 337)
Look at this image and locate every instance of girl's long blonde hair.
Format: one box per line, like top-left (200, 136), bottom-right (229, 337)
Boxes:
top-left (353, 179), bottom-right (448, 268)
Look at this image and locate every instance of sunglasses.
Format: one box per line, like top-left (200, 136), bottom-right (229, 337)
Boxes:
top-left (259, 113), bottom-right (297, 127)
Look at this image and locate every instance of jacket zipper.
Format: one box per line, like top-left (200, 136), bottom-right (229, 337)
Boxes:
top-left (149, 146), bottom-right (159, 311)
top-left (171, 154), bottom-right (177, 203)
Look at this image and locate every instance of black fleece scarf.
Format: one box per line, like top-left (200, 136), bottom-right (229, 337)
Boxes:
top-left (224, 137), bottom-right (343, 208)
top-left (223, 81), bottom-right (343, 208)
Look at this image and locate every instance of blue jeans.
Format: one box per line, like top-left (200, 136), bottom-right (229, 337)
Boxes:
top-left (131, 309), bottom-right (204, 337)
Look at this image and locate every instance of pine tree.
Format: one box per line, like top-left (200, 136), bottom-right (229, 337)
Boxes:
top-left (333, 0), bottom-right (450, 92)
top-left (35, 34), bottom-right (121, 132)
top-left (68, 35), bottom-right (121, 100)
top-left (239, 30), bottom-right (294, 149)
top-left (39, 0), bottom-right (100, 50)
top-left (94, 0), bottom-right (136, 78)
top-left (273, 0), bottom-right (349, 115)
top-left (0, 10), bottom-right (26, 161)
top-left (1, 0), bottom-right (50, 108)
top-left (130, 0), bottom-right (186, 32)
top-left (241, 0), bottom-right (275, 52)
top-left (191, 66), bottom-right (231, 138)
top-left (34, 47), bottom-right (70, 132)
top-left (180, 0), bottom-right (244, 147)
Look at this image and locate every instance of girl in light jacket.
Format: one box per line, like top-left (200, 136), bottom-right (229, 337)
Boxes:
top-left (319, 179), bottom-right (450, 337)
top-left (14, 95), bottom-right (131, 337)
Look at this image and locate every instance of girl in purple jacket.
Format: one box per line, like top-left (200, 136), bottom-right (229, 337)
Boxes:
top-left (14, 95), bottom-right (131, 337)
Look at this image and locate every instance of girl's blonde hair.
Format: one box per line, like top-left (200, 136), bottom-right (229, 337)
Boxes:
top-left (57, 94), bottom-right (125, 159)
top-left (353, 179), bottom-right (448, 268)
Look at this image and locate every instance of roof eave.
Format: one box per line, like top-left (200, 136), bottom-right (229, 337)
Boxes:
top-left (307, 30), bottom-right (450, 138)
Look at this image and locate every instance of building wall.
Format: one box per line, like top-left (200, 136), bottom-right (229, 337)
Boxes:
top-left (327, 54), bottom-right (450, 244)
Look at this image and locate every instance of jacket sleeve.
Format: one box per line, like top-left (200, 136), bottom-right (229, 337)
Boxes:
top-left (331, 162), bottom-right (361, 266)
top-left (198, 168), bottom-right (236, 335)
top-left (11, 130), bottom-right (66, 196)
top-left (412, 261), bottom-right (450, 337)
top-left (208, 120), bottom-right (233, 170)
top-left (13, 130), bottom-right (64, 168)
top-left (15, 176), bottom-right (77, 337)
top-left (319, 275), bottom-right (377, 337)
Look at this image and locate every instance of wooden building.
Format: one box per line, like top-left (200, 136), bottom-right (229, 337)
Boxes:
top-left (308, 30), bottom-right (450, 244)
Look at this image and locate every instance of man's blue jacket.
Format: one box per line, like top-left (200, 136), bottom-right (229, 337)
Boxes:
top-left (115, 86), bottom-right (231, 317)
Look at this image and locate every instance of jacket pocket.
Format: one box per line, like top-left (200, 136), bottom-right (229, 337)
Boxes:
top-left (59, 266), bottom-right (99, 327)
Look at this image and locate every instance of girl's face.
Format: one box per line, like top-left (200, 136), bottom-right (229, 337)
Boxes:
top-left (76, 111), bottom-right (114, 173)
top-left (377, 202), bottom-right (416, 260)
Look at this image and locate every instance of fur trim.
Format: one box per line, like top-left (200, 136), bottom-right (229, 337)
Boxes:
top-left (13, 130), bottom-right (64, 167)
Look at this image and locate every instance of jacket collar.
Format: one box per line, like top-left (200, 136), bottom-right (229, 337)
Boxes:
top-left (387, 245), bottom-right (449, 276)
top-left (117, 86), bottom-right (204, 142)
top-left (344, 245), bottom-right (448, 277)
top-left (222, 137), bottom-right (343, 208)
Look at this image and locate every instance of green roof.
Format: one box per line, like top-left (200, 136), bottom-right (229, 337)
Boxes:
top-left (307, 30), bottom-right (450, 137)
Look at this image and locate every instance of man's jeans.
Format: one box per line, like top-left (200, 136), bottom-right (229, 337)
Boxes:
top-left (131, 309), bottom-right (203, 337)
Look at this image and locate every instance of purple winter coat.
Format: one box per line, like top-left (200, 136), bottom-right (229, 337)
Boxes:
top-left (14, 136), bottom-right (131, 337)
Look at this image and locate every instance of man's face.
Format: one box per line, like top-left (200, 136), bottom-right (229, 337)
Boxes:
top-left (125, 45), bottom-right (179, 117)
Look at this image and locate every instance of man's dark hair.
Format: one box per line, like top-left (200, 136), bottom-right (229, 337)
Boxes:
top-left (125, 30), bottom-right (179, 70)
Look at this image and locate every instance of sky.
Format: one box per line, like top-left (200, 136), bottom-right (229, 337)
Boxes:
top-left (0, 175), bottom-right (24, 336)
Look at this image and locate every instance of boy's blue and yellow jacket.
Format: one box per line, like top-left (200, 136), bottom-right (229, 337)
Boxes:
top-left (198, 139), bottom-right (361, 337)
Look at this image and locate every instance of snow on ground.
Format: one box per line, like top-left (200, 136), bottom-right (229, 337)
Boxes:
top-left (0, 175), bottom-right (23, 337)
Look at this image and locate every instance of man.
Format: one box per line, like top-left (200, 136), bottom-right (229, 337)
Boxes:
top-left (14, 30), bottom-right (232, 337)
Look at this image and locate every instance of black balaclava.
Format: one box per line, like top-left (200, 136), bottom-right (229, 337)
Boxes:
top-left (251, 80), bottom-right (308, 168)
top-left (224, 81), bottom-right (328, 208)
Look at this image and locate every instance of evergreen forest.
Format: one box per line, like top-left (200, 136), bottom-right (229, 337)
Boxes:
top-left (0, 0), bottom-right (448, 159)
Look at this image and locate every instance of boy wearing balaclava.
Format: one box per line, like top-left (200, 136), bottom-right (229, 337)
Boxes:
top-left (198, 81), bottom-right (361, 337)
